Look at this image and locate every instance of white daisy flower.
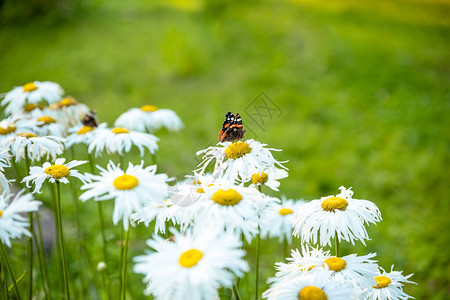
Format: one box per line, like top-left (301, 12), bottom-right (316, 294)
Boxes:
top-left (0, 190), bottom-right (41, 247)
top-left (196, 139), bottom-right (287, 183)
top-left (1, 81), bottom-right (63, 116)
top-left (321, 253), bottom-right (379, 289)
top-left (260, 197), bottom-right (305, 243)
top-left (168, 173), bottom-right (218, 208)
top-left (0, 148), bottom-right (10, 170)
top-left (0, 149), bottom-right (11, 194)
top-left (4, 133), bottom-right (64, 163)
top-left (0, 173), bottom-right (10, 195)
top-left (0, 119), bottom-right (20, 144)
top-left (80, 161), bottom-right (170, 230)
top-left (274, 247), bottom-right (379, 289)
top-left (133, 226), bottom-right (249, 300)
top-left (22, 158), bottom-right (90, 194)
top-left (0, 118), bottom-right (33, 145)
top-left (34, 115), bottom-right (67, 137)
top-left (65, 123), bottom-right (107, 148)
top-left (88, 126), bottom-right (159, 157)
top-left (49, 97), bottom-right (90, 126)
top-left (115, 105), bottom-right (183, 133)
top-left (250, 168), bottom-right (288, 191)
top-left (189, 179), bottom-right (263, 242)
top-left (132, 199), bottom-right (186, 234)
top-left (292, 186), bottom-right (382, 246)
top-left (365, 266), bottom-right (415, 300)
top-left (263, 269), bottom-right (357, 300)
top-left (269, 246), bottom-right (330, 285)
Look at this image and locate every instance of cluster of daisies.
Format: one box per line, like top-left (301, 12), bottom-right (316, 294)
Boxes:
top-left (0, 80), bottom-right (415, 300)
top-left (0, 81), bottom-right (182, 299)
top-left (129, 138), bottom-right (416, 299)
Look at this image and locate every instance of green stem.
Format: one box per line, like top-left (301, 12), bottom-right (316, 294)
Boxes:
top-left (1, 260), bottom-right (8, 300)
top-left (335, 232), bottom-right (339, 257)
top-left (119, 154), bottom-right (125, 168)
top-left (120, 227), bottom-right (131, 300)
top-left (87, 151), bottom-right (96, 174)
top-left (255, 229), bottom-right (260, 300)
top-left (32, 215), bottom-right (49, 300)
top-left (98, 201), bottom-right (112, 299)
top-left (97, 202), bottom-right (108, 262)
top-left (11, 160), bottom-right (22, 186)
top-left (0, 242), bottom-right (21, 300)
top-left (49, 183), bottom-right (63, 292)
top-left (71, 180), bottom-right (86, 297)
top-left (87, 149), bottom-right (111, 299)
top-left (27, 212), bottom-right (33, 299)
top-left (55, 182), bottom-right (70, 299)
top-left (283, 238), bottom-right (289, 258)
top-left (151, 152), bottom-right (157, 165)
top-left (233, 280), bottom-right (241, 300)
top-left (24, 146), bottom-right (34, 299)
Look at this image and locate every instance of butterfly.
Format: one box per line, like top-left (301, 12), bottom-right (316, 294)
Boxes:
top-left (218, 112), bottom-right (246, 142)
top-left (82, 110), bottom-right (98, 128)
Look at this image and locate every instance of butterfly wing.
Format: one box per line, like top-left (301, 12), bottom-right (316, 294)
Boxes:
top-left (218, 112), bottom-right (245, 142)
top-left (82, 110), bottom-right (98, 128)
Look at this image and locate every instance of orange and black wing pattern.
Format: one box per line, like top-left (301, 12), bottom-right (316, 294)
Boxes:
top-left (218, 112), bottom-right (246, 142)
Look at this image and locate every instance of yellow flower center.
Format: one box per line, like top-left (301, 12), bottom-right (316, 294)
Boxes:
top-left (196, 188), bottom-right (205, 193)
top-left (24, 103), bottom-right (43, 112)
top-left (37, 116), bottom-right (56, 125)
top-left (141, 105), bottom-right (159, 112)
top-left (373, 276), bottom-right (391, 289)
top-left (17, 132), bottom-right (37, 138)
top-left (211, 189), bottom-right (242, 206)
top-left (193, 180), bottom-right (201, 185)
top-left (77, 126), bottom-right (94, 135)
top-left (224, 142), bottom-right (252, 159)
top-left (113, 174), bottom-right (139, 190)
top-left (323, 257), bottom-right (346, 272)
top-left (179, 249), bottom-right (203, 268)
top-left (298, 286), bottom-right (328, 300)
top-left (0, 210), bottom-right (3, 218)
top-left (252, 172), bottom-right (268, 185)
top-left (321, 197), bottom-right (348, 212)
top-left (0, 123), bottom-right (16, 135)
top-left (112, 127), bottom-right (130, 134)
top-left (23, 82), bottom-right (38, 92)
top-left (60, 98), bottom-right (78, 107)
top-left (279, 208), bottom-right (293, 215)
top-left (44, 165), bottom-right (70, 180)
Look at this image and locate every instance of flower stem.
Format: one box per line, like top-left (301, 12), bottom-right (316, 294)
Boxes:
top-left (27, 212), bottom-right (34, 299)
top-left (335, 232), bottom-right (339, 257)
top-left (0, 242), bottom-right (21, 300)
top-left (233, 280), bottom-right (241, 300)
top-left (0, 260), bottom-right (7, 300)
top-left (55, 182), bottom-right (70, 299)
top-left (87, 149), bottom-right (112, 299)
top-left (151, 152), bottom-right (157, 165)
top-left (11, 160), bottom-right (21, 184)
top-left (70, 179), bottom-right (86, 297)
top-left (255, 185), bottom-right (262, 300)
top-left (24, 146), bottom-right (34, 299)
top-left (120, 227), bottom-right (131, 300)
top-left (283, 238), bottom-right (289, 258)
top-left (32, 215), bottom-right (50, 300)
top-left (98, 201), bottom-right (112, 299)
top-left (255, 228), bottom-right (261, 300)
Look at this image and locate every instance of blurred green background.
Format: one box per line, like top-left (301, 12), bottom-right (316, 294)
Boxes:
top-left (1, 0), bottom-right (449, 299)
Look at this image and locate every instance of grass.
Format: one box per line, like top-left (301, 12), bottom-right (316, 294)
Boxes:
top-left (0, 0), bottom-right (449, 298)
